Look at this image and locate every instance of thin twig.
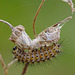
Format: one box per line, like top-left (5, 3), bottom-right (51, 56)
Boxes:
top-left (21, 62), bottom-right (29, 75)
top-left (52, 16), bottom-right (72, 27)
top-left (6, 59), bottom-right (18, 69)
top-left (5, 59), bottom-right (18, 75)
top-left (0, 54), bottom-right (6, 69)
top-left (62, 0), bottom-right (75, 13)
top-left (0, 20), bottom-right (14, 31)
top-left (0, 54), bottom-right (18, 75)
top-left (33, 0), bottom-right (45, 38)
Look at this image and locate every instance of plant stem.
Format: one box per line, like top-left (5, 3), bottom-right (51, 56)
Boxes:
top-left (21, 62), bottom-right (29, 75)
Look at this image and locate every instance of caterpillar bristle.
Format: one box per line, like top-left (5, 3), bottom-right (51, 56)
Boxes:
top-left (12, 43), bottom-right (61, 64)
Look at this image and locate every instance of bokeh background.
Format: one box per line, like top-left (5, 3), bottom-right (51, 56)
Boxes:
top-left (0, 0), bottom-right (75, 75)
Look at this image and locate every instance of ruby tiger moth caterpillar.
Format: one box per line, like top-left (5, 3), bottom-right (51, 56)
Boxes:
top-left (0, 0), bottom-right (72, 64)
top-left (0, 16), bottom-right (72, 64)
top-left (11, 16), bottom-right (71, 63)
top-left (12, 43), bottom-right (60, 63)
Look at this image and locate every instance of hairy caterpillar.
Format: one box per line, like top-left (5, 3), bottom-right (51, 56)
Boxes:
top-left (12, 43), bottom-right (60, 63)
top-left (0, 3), bottom-right (72, 65)
top-left (0, 1), bottom-right (72, 75)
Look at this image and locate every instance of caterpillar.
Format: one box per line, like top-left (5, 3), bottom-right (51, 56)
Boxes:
top-left (0, 0), bottom-right (73, 75)
top-left (0, 0), bottom-right (72, 66)
top-left (12, 43), bottom-right (60, 63)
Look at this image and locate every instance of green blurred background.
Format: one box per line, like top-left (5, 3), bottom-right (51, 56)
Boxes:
top-left (0, 0), bottom-right (75, 75)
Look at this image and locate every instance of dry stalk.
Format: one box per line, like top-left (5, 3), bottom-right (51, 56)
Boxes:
top-left (52, 16), bottom-right (72, 27)
top-left (0, 54), bottom-right (17, 75)
top-left (21, 63), bottom-right (29, 75)
top-left (62, 0), bottom-right (75, 13)
top-left (33, 0), bottom-right (45, 38)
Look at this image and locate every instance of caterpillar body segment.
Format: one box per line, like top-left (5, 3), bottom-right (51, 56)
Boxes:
top-left (12, 43), bottom-right (61, 63)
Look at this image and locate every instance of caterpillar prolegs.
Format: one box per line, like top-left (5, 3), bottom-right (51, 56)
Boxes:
top-left (12, 43), bottom-right (61, 63)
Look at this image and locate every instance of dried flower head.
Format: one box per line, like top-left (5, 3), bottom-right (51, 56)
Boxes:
top-left (0, 16), bottom-right (72, 50)
top-left (62, 0), bottom-right (75, 13)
